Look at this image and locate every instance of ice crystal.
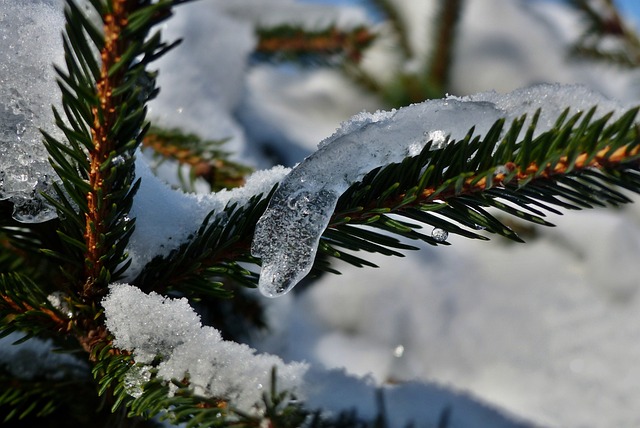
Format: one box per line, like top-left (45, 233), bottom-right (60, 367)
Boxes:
top-left (0, 1), bottom-right (64, 222)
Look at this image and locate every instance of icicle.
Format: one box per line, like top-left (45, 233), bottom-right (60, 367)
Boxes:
top-left (251, 84), bottom-right (631, 297)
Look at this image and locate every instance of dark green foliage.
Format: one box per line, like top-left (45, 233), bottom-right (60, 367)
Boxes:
top-left (0, 370), bottom-right (94, 425)
top-left (42, 0), bottom-right (189, 293)
top-left (0, 273), bottom-right (67, 342)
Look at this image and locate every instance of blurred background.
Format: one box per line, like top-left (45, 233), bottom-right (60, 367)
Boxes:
top-left (145, 0), bottom-right (640, 426)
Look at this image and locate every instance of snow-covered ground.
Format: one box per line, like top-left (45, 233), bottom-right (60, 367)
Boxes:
top-left (4, 0), bottom-right (640, 426)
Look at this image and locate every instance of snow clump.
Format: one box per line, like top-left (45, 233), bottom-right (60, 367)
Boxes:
top-left (102, 283), bottom-right (307, 412)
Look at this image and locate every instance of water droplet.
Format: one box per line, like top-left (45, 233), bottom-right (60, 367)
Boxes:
top-left (393, 345), bottom-right (405, 358)
top-left (112, 155), bottom-right (126, 166)
top-left (122, 213), bottom-right (132, 230)
top-left (494, 165), bottom-right (509, 176)
top-left (124, 365), bottom-right (152, 398)
top-left (47, 291), bottom-right (74, 318)
top-left (431, 228), bottom-right (448, 242)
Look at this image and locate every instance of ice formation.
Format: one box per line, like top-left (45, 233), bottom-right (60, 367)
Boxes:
top-left (251, 83), bottom-right (633, 297)
top-left (0, 1), bottom-right (65, 222)
top-left (102, 283), bottom-right (307, 412)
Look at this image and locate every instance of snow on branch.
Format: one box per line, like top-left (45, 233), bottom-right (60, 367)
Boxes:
top-left (101, 283), bottom-right (307, 412)
top-left (251, 83), bottom-right (635, 297)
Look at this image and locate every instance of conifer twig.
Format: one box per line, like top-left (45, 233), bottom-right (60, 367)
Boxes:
top-left (256, 25), bottom-right (376, 63)
top-left (84, 1), bottom-right (131, 295)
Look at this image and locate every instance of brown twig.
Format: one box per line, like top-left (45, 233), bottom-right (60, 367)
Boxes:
top-left (84, 1), bottom-right (129, 298)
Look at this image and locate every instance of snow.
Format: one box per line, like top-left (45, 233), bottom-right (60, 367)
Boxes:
top-left (251, 83), bottom-right (631, 298)
top-left (124, 154), bottom-right (289, 280)
top-left (0, 0), bottom-right (64, 222)
top-left (102, 283), bottom-right (308, 412)
top-left (102, 282), bottom-right (528, 425)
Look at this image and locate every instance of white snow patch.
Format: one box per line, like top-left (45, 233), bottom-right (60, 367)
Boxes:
top-left (102, 283), bottom-right (527, 425)
top-left (102, 283), bottom-right (307, 412)
top-left (124, 155), bottom-right (289, 280)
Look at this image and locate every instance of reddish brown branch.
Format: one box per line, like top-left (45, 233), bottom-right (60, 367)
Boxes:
top-left (84, 2), bottom-right (129, 298)
top-left (1, 294), bottom-right (71, 333)
top-left (257, 26), bottom-right (375, 63)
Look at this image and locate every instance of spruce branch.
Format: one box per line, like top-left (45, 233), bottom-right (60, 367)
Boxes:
top-left (134, 192), bottom-right (273, 297)
top-left (134, 105), bottom-right (640, 293)
top-left (0, 273), bottom-right (71, 341)
top-left (568, 0), bottom-right (640, 67)
top-left (254, 25), bottom-right (376, 65)
top-left (0, 368), bottom-right (94, 424)
top-left (142, 127), bottom-right (253, 192)
top-left (424, 0), bottom-right (464, 97)
top-left (43, 0), bottom-right (189, 305)
top-left (320, 107), bottom-right (640, 261)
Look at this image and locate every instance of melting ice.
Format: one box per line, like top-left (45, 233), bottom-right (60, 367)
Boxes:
top-left (0, 2), bottom-right (64, 222)
top-left (251, 83), bottom-right (633, 297)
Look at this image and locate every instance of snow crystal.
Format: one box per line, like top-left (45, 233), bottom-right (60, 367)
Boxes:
top-left (251, 83), bottom-right (632, 298)
top-left (102, 283), bottom-right (307, 412)
top-left (0, 1), bottom-right (65, 222)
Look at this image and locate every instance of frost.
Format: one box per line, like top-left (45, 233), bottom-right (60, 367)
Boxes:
top-left (251, 83), bottom-right (632, 297)
top-left (0, 1), bottom-right (65, 222)
top-left (102, 283), bottom-right (307, 412)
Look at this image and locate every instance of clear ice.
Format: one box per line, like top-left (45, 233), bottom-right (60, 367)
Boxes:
top-left (251, 84), bottom-right (632, 297)
top-left (0, 2), bottom-right (65, 222)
